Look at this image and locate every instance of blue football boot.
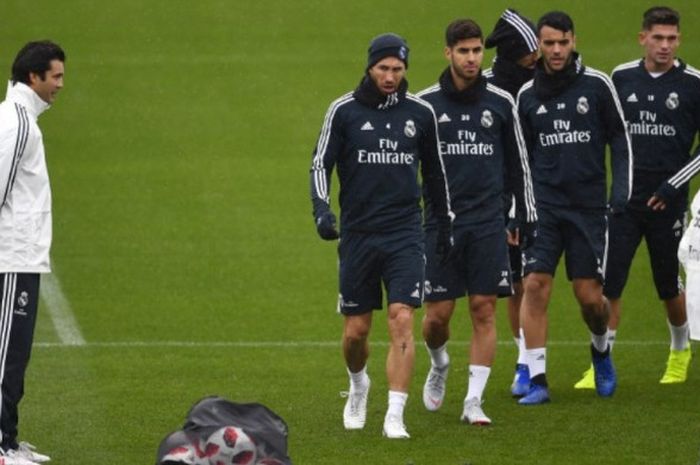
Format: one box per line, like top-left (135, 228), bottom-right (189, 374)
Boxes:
top-left (591, 345), bottom-right (617, 397)
top-left (518, 383), bottom-right (550, 405)
top-left (511, 363), bottom-right (530, 398)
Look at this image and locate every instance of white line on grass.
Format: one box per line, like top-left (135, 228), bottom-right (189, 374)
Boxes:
top-left (33, 339), bottom-right (672, 348)
top-left (40, 272), bottom-right (86, 346)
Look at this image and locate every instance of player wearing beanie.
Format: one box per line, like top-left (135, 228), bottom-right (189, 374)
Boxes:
top-left (483, 7), bottom-right (540, 398)
top-left (310, 32), bottom-right (452, 438)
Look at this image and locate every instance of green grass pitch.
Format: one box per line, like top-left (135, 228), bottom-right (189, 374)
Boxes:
top-left (1, 0), bottom-right (700, 463)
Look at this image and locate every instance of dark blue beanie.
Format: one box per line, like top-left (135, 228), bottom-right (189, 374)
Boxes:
top-left (367, 33), bottom-right (409, 70)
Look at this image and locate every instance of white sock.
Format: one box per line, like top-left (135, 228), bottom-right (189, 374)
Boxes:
top-left (347, 366), bottom-right (369, 391)
top-left (517, 328), bottom-right (527, 365)
top-left (426, 342), bottom-right (449, 368)
top-left (607, 329), bottom-right (617, 352)
top-left (387, 390), bottom-right (408, 418)
top-left (526, 347), bottom-right (546, 378)
top-left (591, 331), bottom-right (609, 353)
top-left (465, 365), bottom-right (491, 401)
top-left (668, 320), bottom-right (690, 351)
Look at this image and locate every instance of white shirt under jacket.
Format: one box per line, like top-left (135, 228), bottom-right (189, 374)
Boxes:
top-left (0, 81), bottom-right (52, 273)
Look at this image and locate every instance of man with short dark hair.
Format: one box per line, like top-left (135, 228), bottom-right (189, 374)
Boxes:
top-left (310, 33), bottom-right (452, 438)
top-left (483, 7), bottom-right (540, 398)
top-left (516, 11), bottom-right (632, 404)
top-left (574, 6), bottom-right (700, 389)
top-left (417, 18), bottom-right (535, 425)
top-left (0, 40), bottom-right (66, 464)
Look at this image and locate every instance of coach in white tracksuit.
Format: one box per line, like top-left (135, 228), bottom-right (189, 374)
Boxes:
top-left (0, 41), bottom-right (65, 463)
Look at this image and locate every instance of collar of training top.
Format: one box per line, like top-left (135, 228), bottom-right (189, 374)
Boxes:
top-left (353, 74), bottom-right (408, 110)
top-left (439, 66), bottom-right (486, 104)
top-left (533, 52), bottom-right (584, 101)
top-left (5, 81), bottom-right (50, 118)
top-left (638, 57), bottom-right (685, 80)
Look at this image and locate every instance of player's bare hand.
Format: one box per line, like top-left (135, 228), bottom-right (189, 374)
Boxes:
top-left (506, 228), bottom-right (519, 246)
top-left (647, 195), bottom-right (667, 211)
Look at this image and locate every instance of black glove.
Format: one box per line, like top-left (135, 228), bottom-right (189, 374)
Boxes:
top-left (315, 210), bottom-right (339, 240)
top-left (506, 218), bottom-right (537, 250)
top-left (506, 217), bottom-right (520, 238)
top-left (436, 223), bottom-right (454, 264)
top-left (519, 221), bottom-right (537, 250)
top-left (653, 181), bottom-right (680, 204)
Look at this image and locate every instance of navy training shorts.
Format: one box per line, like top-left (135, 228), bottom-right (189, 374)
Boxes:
top-left (604, 205), bottom-right (685, 300)
top-left (523, 206), bottom-right (607, 282)
top-left (337, 227), bottom-right (424, 315)
top-left (424, 218), bottom-right (512, 301)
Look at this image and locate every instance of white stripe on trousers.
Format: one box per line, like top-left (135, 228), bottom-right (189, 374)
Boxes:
top-left (0, 274), bottom-right (17, 445)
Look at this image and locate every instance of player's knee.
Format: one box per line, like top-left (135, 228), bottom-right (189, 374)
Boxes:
top-left (424, 303), bottom-right (452, 328)
top-left (423, 312), bottom-right (448, 335)
top-left (344, 318), bottom-right (371, 342)
top-left (388, 306), bottom-right (414, 333)
top-left (469, 296), bottom-right (496, 325)
top-left (344, 329), bottom-right (369, 346)
top-left (575, 289), bottom-right (604, 311)
top-left (523, 274), bottom-right (550, 297)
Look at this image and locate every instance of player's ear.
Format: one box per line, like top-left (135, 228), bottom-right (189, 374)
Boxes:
top-left (444, 46), bottom-right (451, 61)
top-left (638, 30), bottom-right (647, 46)
top-left (28, 72), bottom-right (40, 86)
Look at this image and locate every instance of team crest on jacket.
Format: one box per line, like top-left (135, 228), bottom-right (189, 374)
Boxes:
top-left (666, 92), bottom-right (679, 110)
top-left (17, 291), bottom-right (28, 308)
top-left (576, 96), bottom-right (589, 114)
top-left (480, 110), bottom-right (493, 128)
top-left (404, 119), bottom-right (416, 137)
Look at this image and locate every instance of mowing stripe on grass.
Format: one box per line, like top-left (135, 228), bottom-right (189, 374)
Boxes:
top-left (32, 339), bottom-right (672, 348)
top-left (40, 272), bottom-right (86, 346)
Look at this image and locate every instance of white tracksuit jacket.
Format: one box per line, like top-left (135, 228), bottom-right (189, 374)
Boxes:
top-left (0, 81), bottom-right (52, 273)
top-left (678, 189), bottom-right (700, 340)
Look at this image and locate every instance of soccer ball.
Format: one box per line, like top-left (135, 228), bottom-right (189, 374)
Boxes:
top-left (203, 426), bottom-right (257, 465)
top-left (161, 444), bottom-right (196, 464)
